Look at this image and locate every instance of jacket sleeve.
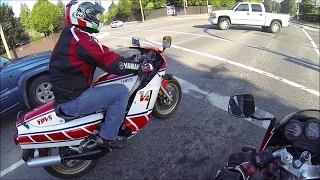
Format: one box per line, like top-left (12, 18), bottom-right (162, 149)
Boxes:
top-left (71, 26), bottom-right (139, 75)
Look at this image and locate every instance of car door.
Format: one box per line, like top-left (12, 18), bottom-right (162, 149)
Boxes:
top-left (232, 3), bottom-right (251, 25)
top-left (0, 72), bottom-right (18, 114)
top-left (248, 4), bottom-right (265, 26)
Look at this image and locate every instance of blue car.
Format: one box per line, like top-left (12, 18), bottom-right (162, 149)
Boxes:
top-left (0, 51), bottom-right (53, 116)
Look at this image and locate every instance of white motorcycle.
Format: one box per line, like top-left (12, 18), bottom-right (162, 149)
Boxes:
top-left (14, 36), bottom-right (182, 179)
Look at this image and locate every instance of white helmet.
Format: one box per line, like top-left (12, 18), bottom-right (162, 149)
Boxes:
top-left (65, 0), bottom-right (105, 33)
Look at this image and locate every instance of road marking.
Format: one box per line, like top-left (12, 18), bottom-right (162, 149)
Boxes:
top-left (0, 151), bottom-right (39, 177)
top-left (106, 36), bottom-right (320, 96)
top-left (175, 77), bottom-right (273, 129)
top-left (302, 28), bottom-right (320, 57)
top-left (140, 30), bottom-right (320, 67)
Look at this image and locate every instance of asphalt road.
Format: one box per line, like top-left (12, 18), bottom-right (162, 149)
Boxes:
top-left (1, 16), bottom-right (319, 180)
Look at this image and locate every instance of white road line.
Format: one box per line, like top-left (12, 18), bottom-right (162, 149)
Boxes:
top-left (175, 77), bottom-right (273, 129)
top-left (302, 28), bottom-right (320, 57)
top-left (106, 36), bottom-right (320, 96)
top-left (103, 29), bottom-right (319, 67)
top-left (0, 160), bottom-right (25, 177)
top-left (0, 151), bottom-right (38, 177)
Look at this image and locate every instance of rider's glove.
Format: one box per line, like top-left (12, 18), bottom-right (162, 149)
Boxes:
top-left (227, 151), bottom-right (257, 180)
top-left (138, 63), bottom-right (154, 75)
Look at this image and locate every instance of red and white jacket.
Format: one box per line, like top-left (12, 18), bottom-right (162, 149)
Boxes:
top-left (49, 25), bottom-right (139, 104)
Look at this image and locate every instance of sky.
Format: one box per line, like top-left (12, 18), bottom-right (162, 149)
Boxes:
top-left (1, 0), bottom-right (118, 17)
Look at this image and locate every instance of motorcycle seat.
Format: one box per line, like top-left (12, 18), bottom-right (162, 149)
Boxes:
top-left (53, 100), bottom-right (79, 121)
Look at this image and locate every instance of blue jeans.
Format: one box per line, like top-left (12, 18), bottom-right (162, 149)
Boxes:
top-left (59, 84), bottom-right (129, 140)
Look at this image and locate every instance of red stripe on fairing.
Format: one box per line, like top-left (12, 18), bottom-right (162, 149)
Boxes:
top-left (23, 101), bottom-right (54, 122)
top-left (124, 120), bottom-right (138, 132)
top-left (130, 116), bottom-right (148, 129)
top-left (47, 132), bottom-right (69, 141)
top-left (18, 136), bottom-right (34, 143)
top-left (66, 128), bottom-right (89, 139)
top-left (85, 124), bottom-right (99, 132)
top-left (124, 113), bottom-right (151, 132)
top-left (95, 73), bottom-right (124, 83)
top-left (77, 19), bottom-right (86, 26)
top-left (31, 134), bottom-right (50, 142)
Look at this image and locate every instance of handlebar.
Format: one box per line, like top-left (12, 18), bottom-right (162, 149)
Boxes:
top-left (253, 148), bottom-right (319, 179)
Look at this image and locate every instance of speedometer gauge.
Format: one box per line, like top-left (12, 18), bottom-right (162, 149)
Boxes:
top-left (305, 121), bottom-right (320, 141)
top-left (285, 121), bottom-right (302, 140)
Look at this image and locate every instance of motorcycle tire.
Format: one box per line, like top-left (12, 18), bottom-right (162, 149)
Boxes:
top-left (39, 148), bottom-right (98, 179)
top-left (152, 78), bottom-right (182, 119)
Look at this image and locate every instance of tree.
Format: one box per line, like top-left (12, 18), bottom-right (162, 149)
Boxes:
top-left (104, 1), bottom-right (118, 21)
top-left (56, 0), bottom-right (65, 31)
top-left (31, 0), bottom-right (60, 36)
top-left (264, 0), bottom-right (274, 12)
top-left (20, 3), bottom-right (32, 30)
top-left (300, 0), bottom-right (315, 14)
top-left (116, 0), bottom-right (132, 18)
top-left (281, 0), bottom-right (296, 14)
top-left (144, 2), bottom-right (155, 11)
top-left (275, 2), bottom-right (281, 13)
top-left (0, 3), bottom-right (27, 57)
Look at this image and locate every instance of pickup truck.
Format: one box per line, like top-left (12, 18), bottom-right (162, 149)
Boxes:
top-left (208, 2), bottom-right (290, 33)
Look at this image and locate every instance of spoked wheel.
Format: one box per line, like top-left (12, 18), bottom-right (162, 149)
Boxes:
top-left (39, 148), bottom-right (97, 179)
top-left (152, 78), bottom-right (182, 119)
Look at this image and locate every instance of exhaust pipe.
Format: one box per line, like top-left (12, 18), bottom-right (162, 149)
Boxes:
top-left (27, 148), bottom-right (108, 168)
top-left (27, 155), bottom-right (61, 168)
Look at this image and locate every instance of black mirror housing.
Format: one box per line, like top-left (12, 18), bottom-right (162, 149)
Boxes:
top-left (162, 36), bottom-right (172, 48)
top-left (132, 37), bottom-right (140, 47)
top-left (228, 94), bottom-right (255, 118)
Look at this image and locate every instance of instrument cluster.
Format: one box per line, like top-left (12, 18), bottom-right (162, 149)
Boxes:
top-left (284, 119), bottom-right (320, 141)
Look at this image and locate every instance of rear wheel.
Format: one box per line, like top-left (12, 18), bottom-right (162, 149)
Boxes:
top-left (28, 75), bottom-right (54, 108)
top-left (39, 148), bottom-right (97, 179)
top-left (152, 78), bottom-right (181, 119)
top-left (270, 21), bottom-right (281, 34)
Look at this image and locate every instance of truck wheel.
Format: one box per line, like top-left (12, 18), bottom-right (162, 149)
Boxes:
top-left (28, 74), bottom-right (54, 108)
top-left (218, 18), bottom-right (230, 30)
top-left (262, 26), bottom-right (270, 32)
top-left (270, 21), bottom-right (281, 34)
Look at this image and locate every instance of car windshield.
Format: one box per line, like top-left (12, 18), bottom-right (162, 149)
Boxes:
top-left (0, 56), bottom-right (11, 67)
top-left (228, 3), bottom-right (239, 10)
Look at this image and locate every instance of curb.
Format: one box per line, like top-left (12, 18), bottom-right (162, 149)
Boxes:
top-left (292, 21), bottom-right (320, 29)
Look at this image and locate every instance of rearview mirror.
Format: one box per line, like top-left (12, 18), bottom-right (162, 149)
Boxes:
top-left (228, 94), bottom-right (255, 118)
top-left (162, 36), bottom-right (172, 48)
top-left (132, 37), bottom-right (140, 47)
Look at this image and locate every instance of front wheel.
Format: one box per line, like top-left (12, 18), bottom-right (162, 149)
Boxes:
top-left (152, 78), bottom-right (181, 119)
top-left (39, 148), bottom-right (97, 179)
top-left (218, 18), bottom-right (230, 30)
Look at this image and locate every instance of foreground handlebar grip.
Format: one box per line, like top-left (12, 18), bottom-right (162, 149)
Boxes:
top-left (253, 152), bottom-right (274, 168)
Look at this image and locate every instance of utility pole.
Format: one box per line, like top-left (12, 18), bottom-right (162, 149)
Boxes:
top-left (184, 0), bottom-right (187, 16)
top-left (139, 0), bottom-right (145, 22)
top-left (296, 0), bottom-right (300, 20)
top-left (0, 24), bottom-right (12, 60)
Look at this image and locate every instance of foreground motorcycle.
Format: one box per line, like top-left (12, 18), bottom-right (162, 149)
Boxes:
top-left (227, 94), bottom-right (320, 180)
top-left (13, 36), bottom-right (182, 179)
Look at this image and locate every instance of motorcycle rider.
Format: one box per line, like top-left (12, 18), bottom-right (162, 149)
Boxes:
top-left (49, 0), bottom-right (152, 150)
